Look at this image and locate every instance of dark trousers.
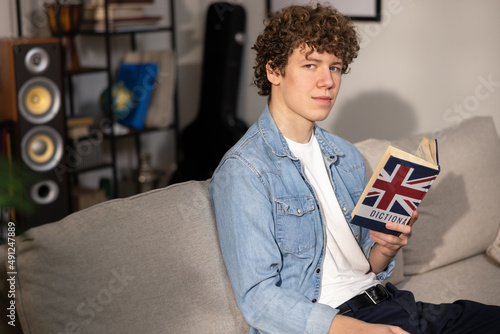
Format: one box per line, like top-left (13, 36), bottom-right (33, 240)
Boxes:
top-left (348, 283), bottom-right (500, 334)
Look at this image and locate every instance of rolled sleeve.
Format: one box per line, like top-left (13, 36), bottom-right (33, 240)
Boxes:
top-left (305, 303), bottom-right (337, 333)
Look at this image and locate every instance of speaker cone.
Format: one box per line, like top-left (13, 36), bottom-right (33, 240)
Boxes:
top-left (24, 47), bottom-right (50, 74)
top-left (18, 77), bottom-right (61, 124)
top-left (21, 126), bottom-right (63, 172)
top-left (30, 180), bottom-right (60, 205)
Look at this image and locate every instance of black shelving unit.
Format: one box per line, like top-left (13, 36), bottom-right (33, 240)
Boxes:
top-left (16, 0), bottom-right (179, 210)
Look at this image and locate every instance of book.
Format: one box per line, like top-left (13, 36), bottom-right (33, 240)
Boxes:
top-left (115, 62), bottom-right (159, 130)
top-left (86, 0), bottom-right (154, 7)
top-left (67, 116), bottom-right (94, 128)
top-left (123, 50), bottom-right (176, 129)
top-left (66, 116), bottom-right (94, 142)
top-left (83, 6), bottom-right (146, 21)
top-left (80, 16), bottom-right (162, 32)
top-left (351, 137), bottom-right (440, 236)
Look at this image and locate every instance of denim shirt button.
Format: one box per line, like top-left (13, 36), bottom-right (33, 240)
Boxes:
top-left (316, 268), bottom-right (321, 273)
top-left (312, 298), bottom-right (317, 303)
top-left (297, 209), bottom-right (301, 214)
top-left (342, 206), bottom-right (347, 212)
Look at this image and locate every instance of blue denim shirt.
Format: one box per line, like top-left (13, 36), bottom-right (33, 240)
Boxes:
top-left (210, 108), bottom-right (395, 334)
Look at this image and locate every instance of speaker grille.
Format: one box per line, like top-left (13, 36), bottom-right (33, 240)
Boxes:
top-left (21, 125), bottom-right (63, 172)
top-left (30, 180), bottom-right (60, 205)
top-left (18, 77), bottom-right (61, 124)
top-left (24, 47), bottom-right (50, 74)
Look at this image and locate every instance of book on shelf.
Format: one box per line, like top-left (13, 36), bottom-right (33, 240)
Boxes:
top-left (67, 116), bottom-right (94, 142)
top-left (67, 116), bottom-right (94, 128)
top-left (350, 137), bottom-right (440, 236)
top-left (83, 6), bottom-right (146, 21)
top-left (84, 0), bottom-right (154, 19)
top-left (86, 0), bottom-right (154, 7)
top-left (67, 126), bottom-right (91, 142)
top-left (80, 16), bottom-right (162, 32)
top-left (83, 0), bottom-right (159, 31)
top-left (123, 49), bottom-right (176, 129)
top-left (65, 116), bottom-right (103, 169)
top-left (115, 62), bottom-right (159, 130)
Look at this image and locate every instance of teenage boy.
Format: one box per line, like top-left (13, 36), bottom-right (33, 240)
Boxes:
top-left (210, 3), bottom-right (500, 333)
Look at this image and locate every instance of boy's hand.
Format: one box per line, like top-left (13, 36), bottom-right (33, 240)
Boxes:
top-left (369, 210), bottom-right (418, 258)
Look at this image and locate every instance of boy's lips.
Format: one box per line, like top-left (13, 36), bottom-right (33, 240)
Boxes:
top-left (313, 96), bottom-right (333, 104)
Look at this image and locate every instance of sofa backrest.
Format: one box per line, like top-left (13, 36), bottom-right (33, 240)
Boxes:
top-left (1, 180), bottom-right (249, 334)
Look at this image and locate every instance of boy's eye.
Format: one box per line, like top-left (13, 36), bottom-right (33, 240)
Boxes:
top-left (330, 66), bottom-right (340, 72)
top-left (305, 64), bottom-right (315, 69)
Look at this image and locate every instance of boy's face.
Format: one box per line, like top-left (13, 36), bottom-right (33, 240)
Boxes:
top-left (267, 46), bottom-right (343, 136)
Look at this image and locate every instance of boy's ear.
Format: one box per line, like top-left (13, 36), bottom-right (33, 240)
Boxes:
top-left (266, 61), bottom-right (281, 85)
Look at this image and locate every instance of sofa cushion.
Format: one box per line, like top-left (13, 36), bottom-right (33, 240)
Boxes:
top-left (395, 253), bottom-right (500, 305)
top-left (8, 180), bottom-right (249, 334)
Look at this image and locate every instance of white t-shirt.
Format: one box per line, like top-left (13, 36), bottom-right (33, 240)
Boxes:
top-left (285, 134), bottom-right (379, 308)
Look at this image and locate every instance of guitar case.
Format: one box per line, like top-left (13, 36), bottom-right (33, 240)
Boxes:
top-left (171, 2), bottom-right (247, 183)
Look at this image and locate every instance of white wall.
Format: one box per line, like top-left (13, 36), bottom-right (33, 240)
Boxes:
top-left (0, 1), bottom-right (16, 38)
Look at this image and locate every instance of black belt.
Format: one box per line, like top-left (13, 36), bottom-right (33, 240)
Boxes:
top-left (337, 284), bottom-right (390, 315)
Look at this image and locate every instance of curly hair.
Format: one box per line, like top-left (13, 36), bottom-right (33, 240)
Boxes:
top-left (252, 2), bottom-right (360, 97)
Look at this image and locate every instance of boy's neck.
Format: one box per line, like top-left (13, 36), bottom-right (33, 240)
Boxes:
top-left (269, 103), bottom-right (314, 144)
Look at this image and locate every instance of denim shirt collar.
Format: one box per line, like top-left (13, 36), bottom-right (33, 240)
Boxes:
top-left (258, 106), bottom-right (345, 164)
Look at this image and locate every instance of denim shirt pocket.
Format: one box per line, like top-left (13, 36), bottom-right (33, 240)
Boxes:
top-left (275, 196), bottom-right (316, 254)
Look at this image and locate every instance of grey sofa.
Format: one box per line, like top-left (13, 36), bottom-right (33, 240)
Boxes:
top-left (1, 116), bottom-right (500, 334)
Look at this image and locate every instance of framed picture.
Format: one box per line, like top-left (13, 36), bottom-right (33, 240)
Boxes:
top-left (267, 0), bottom-right (381, 21)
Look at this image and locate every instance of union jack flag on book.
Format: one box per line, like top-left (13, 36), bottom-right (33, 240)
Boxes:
top-left (351, 139), bottom-right (440, 236)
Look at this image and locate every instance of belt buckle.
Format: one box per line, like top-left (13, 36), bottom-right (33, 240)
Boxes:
top-left (364, 289), bottom-right (377, 304)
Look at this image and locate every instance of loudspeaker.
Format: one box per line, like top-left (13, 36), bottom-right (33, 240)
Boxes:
top-left (0, 37), bottom-right (69, 229)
